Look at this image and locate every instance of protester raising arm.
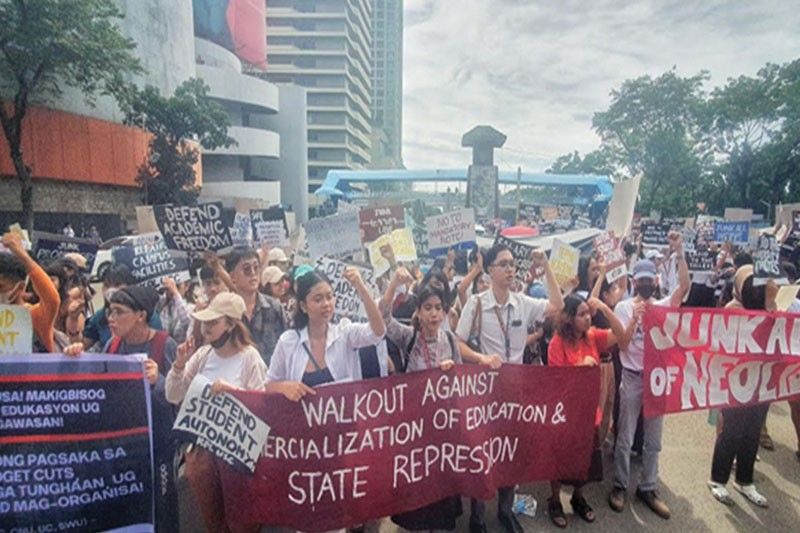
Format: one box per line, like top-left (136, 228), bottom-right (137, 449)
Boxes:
top-left (1, 232), bottom-right (60, 352)
top-left (668, 232), bottom-right (690, 308)
top-left (203, 251), bottom-right (236, 292)
top-left (457, 251), bottom-right (484, 305)
top-left (586, 297), bottom-right (627, 347)
top-left (345, 267), bottom-right (385, 338)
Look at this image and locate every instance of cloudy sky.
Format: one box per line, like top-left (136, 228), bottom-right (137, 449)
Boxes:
top-left (402, 0), bottom-right (800, 173)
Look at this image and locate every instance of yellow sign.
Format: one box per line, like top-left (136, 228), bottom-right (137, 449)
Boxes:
top-left (550, 239), bottom-right (581, 289)
top-left (0, 305), bottom-right (33, 355)
top-left (367, 228), bottom-right (417, 276)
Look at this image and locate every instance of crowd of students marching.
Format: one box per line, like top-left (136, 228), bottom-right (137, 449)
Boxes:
top-left (2, 221), bottom-right (800, 532)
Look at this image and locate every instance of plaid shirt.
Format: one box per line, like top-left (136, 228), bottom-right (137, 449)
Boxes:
top-left (245, 293), bottom-right (287, 366)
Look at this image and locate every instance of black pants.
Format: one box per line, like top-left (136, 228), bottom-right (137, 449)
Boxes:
top-left (470, 486), bottom-right (514, 523)
top-left (711, 404), bottom-right (769, 485)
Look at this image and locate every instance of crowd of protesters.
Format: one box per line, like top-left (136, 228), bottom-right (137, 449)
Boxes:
top-left (2, 209), bottom-right (800, 533)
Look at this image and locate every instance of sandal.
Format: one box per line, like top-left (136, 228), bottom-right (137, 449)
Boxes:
top-left (570, 495), bottom-right (596, 523)
top-left (548, 497), bottom-right (568, 528)
top-left (734, 483), bottom-right (769, 508)
top-left (707, 481), bottom-right (734, 506)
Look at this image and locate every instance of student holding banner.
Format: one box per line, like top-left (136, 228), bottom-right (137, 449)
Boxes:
top-left (546, 294), bottom-right (627, 528)
top-left (103, 286), bottom-right (179, 532)
top-left (609, 232), bottom-right (689, 520)
top-left (166, 292), bottom-right (266, 532)
top-left (706, 266), bottom-right (777, 508)
top-left (266, 267), bottom-right (385, 399)
top-left (379, 267), bottom-right (464, 530)
top-left (0, 232), bottom-right (60, 352)
top-left (455, 243), bottom-right (564, 533)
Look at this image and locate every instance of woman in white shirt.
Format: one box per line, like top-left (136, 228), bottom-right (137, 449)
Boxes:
top-left (165, 291), bottom-right (267, 533)
top-left (265, 267), bottom-right (386, 401)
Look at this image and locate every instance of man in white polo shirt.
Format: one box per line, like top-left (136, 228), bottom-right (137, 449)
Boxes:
top-left (456, 242), bottom-right (564, 533)
top-left (609, 232), bottom-right (689, 520)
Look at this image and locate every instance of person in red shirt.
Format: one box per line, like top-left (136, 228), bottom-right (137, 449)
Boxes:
top-left (546, 293), bottom-right (626, 528)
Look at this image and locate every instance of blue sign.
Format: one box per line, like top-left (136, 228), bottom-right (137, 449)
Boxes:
top-left (714, 221), bottom-right (750, 244)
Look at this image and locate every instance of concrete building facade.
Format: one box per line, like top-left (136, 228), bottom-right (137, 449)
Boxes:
top-left (263, 0), bottom-right (374, 188)
top-left (370, 0), bottom-right (403, 169)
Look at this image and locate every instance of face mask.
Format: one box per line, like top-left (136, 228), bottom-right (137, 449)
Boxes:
top-left (211, 329), bottom-right (232, 349)
top-left (637, 283), bottom-right (656, 300)
top-left (0, 282), bottom-right (23, 305)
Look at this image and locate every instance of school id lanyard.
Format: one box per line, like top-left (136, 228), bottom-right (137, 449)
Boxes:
top-left (493, 305), bottom-right (512, 361)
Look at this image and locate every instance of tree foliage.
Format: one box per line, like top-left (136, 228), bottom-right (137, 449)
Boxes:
top-left (0, 0), bottom-right (141, 231)
top-left (549, 59), bottom-right (800, 219)
top-left (116, 78), bottom-right (235, 206)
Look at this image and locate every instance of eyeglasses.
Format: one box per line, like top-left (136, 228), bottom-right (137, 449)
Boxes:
top-left (106, 308), bottom-right (132, 318)
top-left (239, 262), bottom-right (259, 276)
top-left (491, 260), bottom-right (516, 270)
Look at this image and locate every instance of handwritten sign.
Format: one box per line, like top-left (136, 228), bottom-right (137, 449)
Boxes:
top-left (359, 206), bottom-right (405, 243)
top-left (426, 208), bottom-right (476, 256)
top-left (32, 232), bottom-right (98, 271)
top-left (367, 228), bottom-right (417, 277)
top-left (549, 239), bottom-right (581, 288)
top-left (317, 258), bottom-right (378, 323)
top-left (714, 221), bottom-right (750, 244)
top-left (305, 211), bottom-right (362, 259)
top-left (686, 248), bottom-right (716, 274)
top-left (641, 222), bottom-right (671, 247)
top-left (0, 305), bottom-right (33, 355)
top-left (250, 206), bottom-right (288, 248)
top-left (723, 207), bottom-right (753, 222)
top-left (593, 232), bottom-right (627, 282)
top-left (153, 202), bottom-right (232, 252)
top-left (753, 234), bottom-right (788, 286)
top-left (173, 375), bottom-right (270, 473)
top-left (230, 212), bottom-right (253, 247)
top-left (111, 232), bottom-right (191, 288)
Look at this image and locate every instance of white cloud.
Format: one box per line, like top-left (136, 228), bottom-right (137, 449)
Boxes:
top-left (402, 0), bottom-right (800, 173)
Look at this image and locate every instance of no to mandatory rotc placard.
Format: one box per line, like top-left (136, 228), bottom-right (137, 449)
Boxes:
top-left (0, 354), bottom-right (154, 532)
top-left (643, 306), bottom-right (800, 418)
top-left (218, 365), bottom-right (599, 532)
top-left (425, 208), bottom-right (476, 257)
top-left (153, 202), bottom-right (233, 252)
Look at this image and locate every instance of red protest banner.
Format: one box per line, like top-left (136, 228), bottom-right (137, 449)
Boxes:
top-left (644, 306), bottom-right (800, 418)
top-left (218, 365), bottom-right (599, 531)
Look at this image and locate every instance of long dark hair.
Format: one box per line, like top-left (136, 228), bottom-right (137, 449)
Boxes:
top-left (577, 256), bottom-right (595, 293)
top-left (555, 294), bottom-right (587, 342)
top-left (420, 267), bottom-right (454, 310)
top-left (293, 270), bottom-right (332, 330)
top-left (411, 283), bottom-right (447, 331)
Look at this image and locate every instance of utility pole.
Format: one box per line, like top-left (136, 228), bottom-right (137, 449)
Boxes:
top-left (515, 166), bottom-right (522, 222)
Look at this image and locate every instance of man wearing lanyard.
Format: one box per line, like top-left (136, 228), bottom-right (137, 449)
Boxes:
top-left (456, 243), bottom-right (564, 533)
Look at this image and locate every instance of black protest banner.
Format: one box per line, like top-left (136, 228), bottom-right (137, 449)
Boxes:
top-left (686, 248), bottom-right (716, 273)
top-left (173, 375), bottom-right (269, 473)
top-left (32, 232), bottom-right (98, 270)
top-left (359, 206), bottom-right (405, 243)
top-left (753, 234), bottom-right (788, 286)
top-left (0, 354), bottom-right (154, 532)
top-left (153, 202), bottom-right (232, 252)
top-left (494, 235), bottom-right (535, 283)
top-left (250, 206), bottom-right (289, 247)
top-left (641, 222), bottom-right (672, 246)
top-left (317, 257), bottom-right (378, 322)
top-left (112, 233), bottom-right (191, 288)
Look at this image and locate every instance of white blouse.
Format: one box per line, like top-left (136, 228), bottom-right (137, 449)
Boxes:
top-left (267, 319), bottom-right (383, 384)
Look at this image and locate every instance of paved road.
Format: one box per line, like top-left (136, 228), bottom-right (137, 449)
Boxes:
top-left (375, 402), bottom-right (800, 532)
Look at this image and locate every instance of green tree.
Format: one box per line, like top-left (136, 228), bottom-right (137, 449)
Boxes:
top-left (546, 148), bottom-right (615, 176)
top-left (592, 68), bottom-right (710, 216)
top-left (116, 78), bottom-right (235, 206)
top-left (0, 0), bottom-right (140, 231)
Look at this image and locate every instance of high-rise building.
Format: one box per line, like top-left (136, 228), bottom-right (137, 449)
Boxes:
top-left (263, 0), bottom-right (374, 188)
top-left (370, 0), bottom-right (403, 169)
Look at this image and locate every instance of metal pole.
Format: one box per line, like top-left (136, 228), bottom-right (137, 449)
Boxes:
top-left (515, 166), bottom-right (522, 222)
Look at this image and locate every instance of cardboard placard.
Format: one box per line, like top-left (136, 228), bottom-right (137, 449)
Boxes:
top-left (359, 206), bottom-right (405, 243)
top-left (641, 222), bottom-right (672, 246)
top-left (426, 208), bottom-right (476, 257)
top-left (753, 234), bottom-right (787, 286)
top-left (713, 221), bottom-right (750, 244)
top-left (153, 202), bottom-right (232, 252)
top-left (723, 208), bottom-right (753, 222)
top-left (32, 232), bottom-right (98, 271)
top-left (593, 231), bottom-right (627, 282)
top-left (230, 211), bottom-right (253, 247)
top-left (366, 228), bottom-right (417, 277)
top-left (494, 235), bottom-right (535, 283)
top-left (305, 211), bottom-right (362, 259)
top-left (0, 305), bottom-right (33, 355)
top-left (250, 206), bottom-right (289, 245)
top-left (111, 232), bottom-right (191, 288)
top-left (316, 258), bottom-right (378, 323)
top-left (549, 239), bottom-right (581, 288)
top-left (606, 175), bottom-right (641, 237)
top-left (686, 248), bottom-right (716, 273)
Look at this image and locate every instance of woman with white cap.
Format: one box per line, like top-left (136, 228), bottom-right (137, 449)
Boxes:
top-left (165, 291), bottom-right (267, 533)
